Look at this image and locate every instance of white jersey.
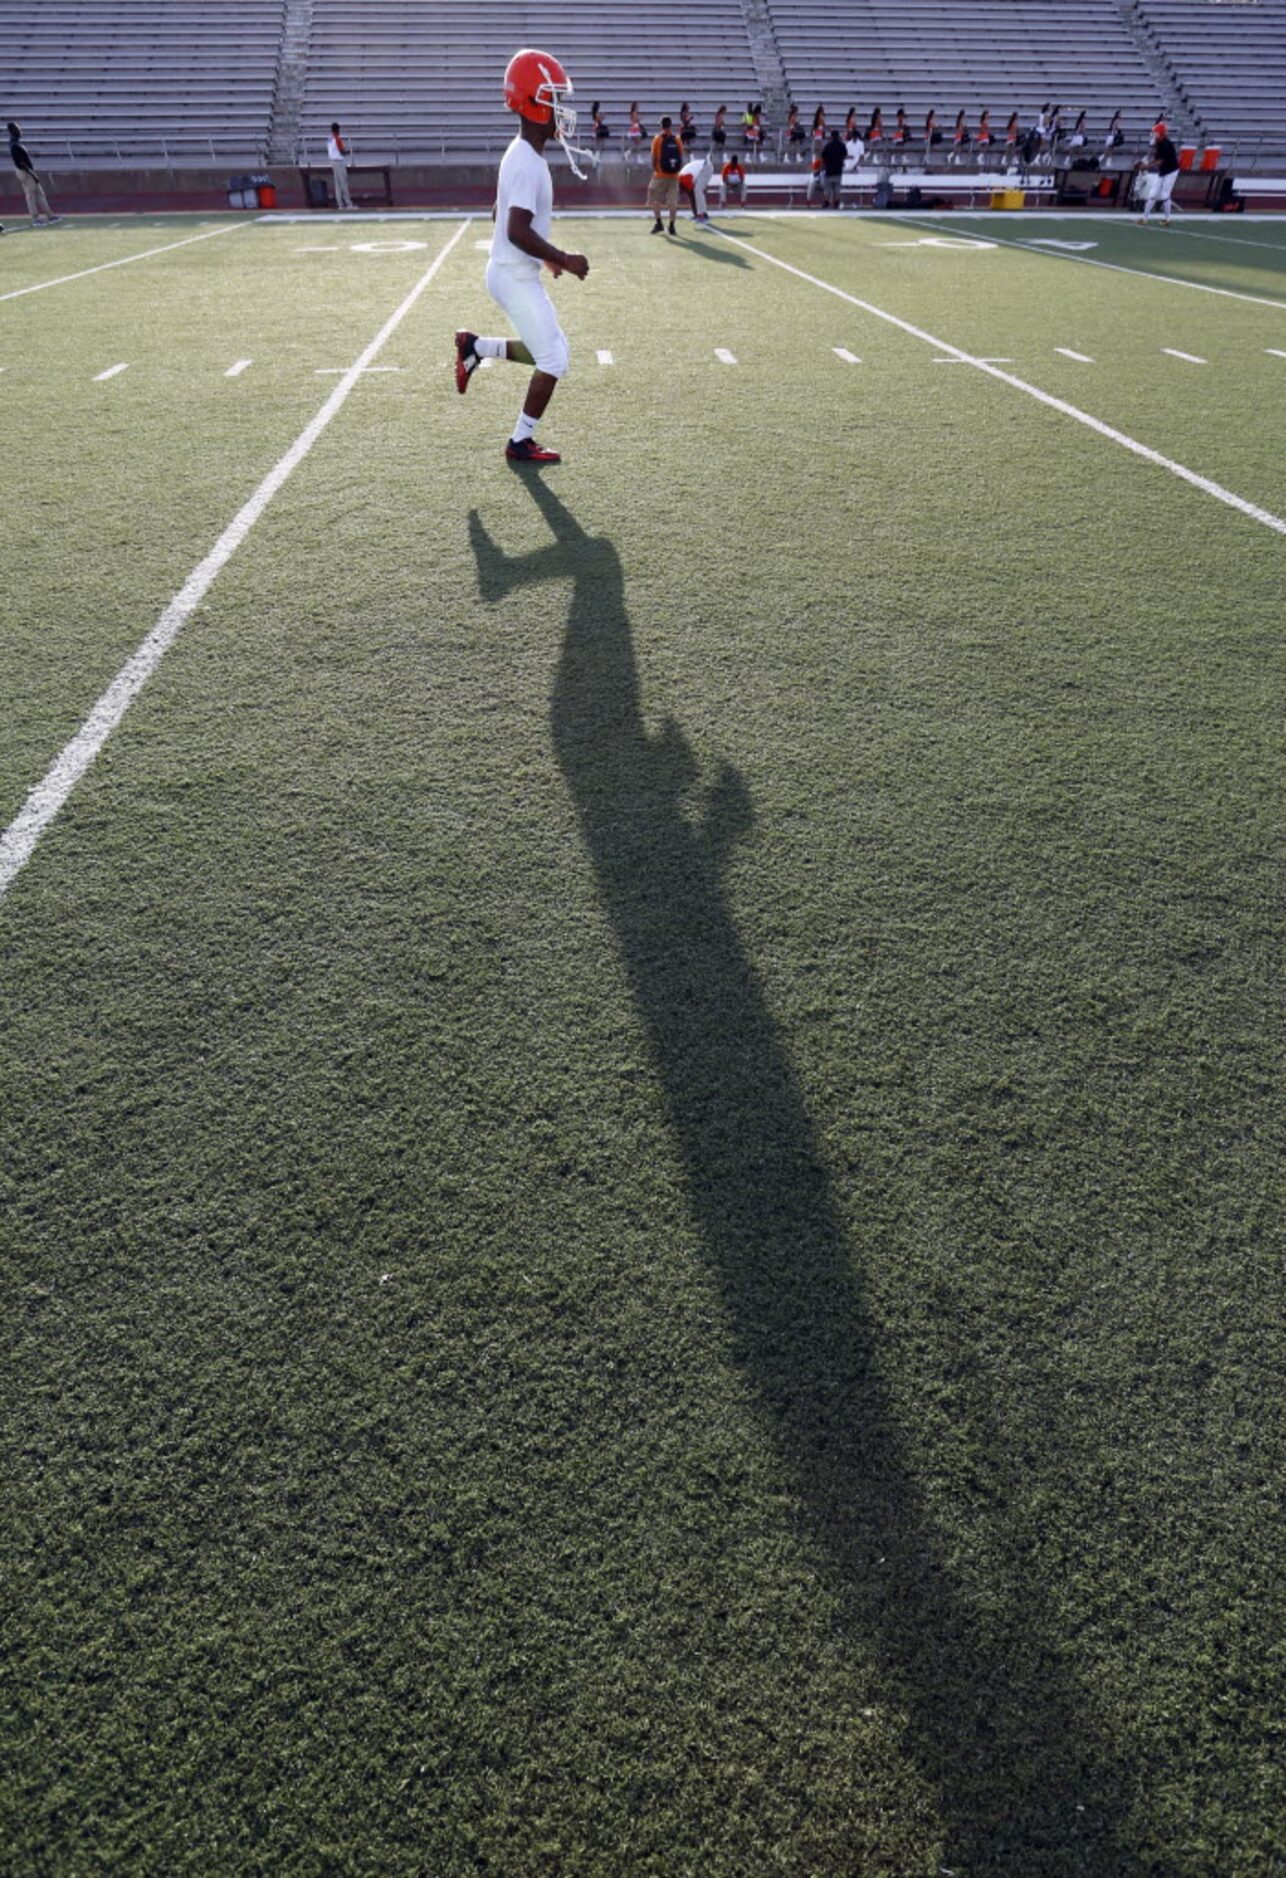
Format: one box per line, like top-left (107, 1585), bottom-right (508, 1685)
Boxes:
top-left (679, 153), bottom-right (713, 187)
top-left (491, 135), bottom-right (553, 277)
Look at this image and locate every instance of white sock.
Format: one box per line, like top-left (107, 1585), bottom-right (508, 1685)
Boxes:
top-left (475, 336), bottom-right (505, 359)
top-left (511, 410), bottom-right (537, 444)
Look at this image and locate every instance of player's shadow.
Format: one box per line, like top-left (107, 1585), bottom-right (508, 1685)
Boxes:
top-left (467, 479), bottom-right (1142, 1874)
top-left (674, 230), bottom-right (754, 267)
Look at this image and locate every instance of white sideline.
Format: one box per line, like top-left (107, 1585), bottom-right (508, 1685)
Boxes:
top-left (0, 218), bottom-right (470, 902)
top-left (896, 214), bottom-right (1286, 311)
top-left (0, 222), bottom-right (247, 304)
top-left (713, 228), bottom-right (1286, 537)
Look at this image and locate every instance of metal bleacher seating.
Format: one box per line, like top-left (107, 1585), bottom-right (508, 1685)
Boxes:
top-left (765, 0), bottom-right (1161, 153)
top-left (1135, 0), bottom-right (1286, 157)
top-left (0, 0), bottom-right (285, 164)
top-left (296, 2), bottom-right (761, 163)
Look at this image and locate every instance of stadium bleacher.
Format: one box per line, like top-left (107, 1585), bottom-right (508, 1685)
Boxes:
top-left (296, 4), bottom-right (762, 163)
top-left (1134, 0), bottom-right (1286, 155)
top-left (765, 0), bottom-right (1163, 150)
top-left (1, 0), bottom-right (1281, 174)
top-left (0, 0), bottom-right (285, 162)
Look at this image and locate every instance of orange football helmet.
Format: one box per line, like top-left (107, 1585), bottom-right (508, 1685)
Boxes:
top-left (503, 48), bottom-right (577, 144)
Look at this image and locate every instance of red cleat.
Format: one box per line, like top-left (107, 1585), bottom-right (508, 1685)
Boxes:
top-left (505, 437), bottom-right (561, 464)
top-left (454, 329), bottom-right (479, 394)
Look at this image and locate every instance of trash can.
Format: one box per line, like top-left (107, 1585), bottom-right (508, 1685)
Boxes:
top-left (258, 181), bottom-right (278, 209)
top-left (306, 174), bottom-right (331, 208)
top-left (227, 174), bottom-right (254, 208)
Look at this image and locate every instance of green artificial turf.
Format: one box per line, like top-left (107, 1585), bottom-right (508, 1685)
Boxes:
top-left (1, 212), bottom-right (1283, 1875)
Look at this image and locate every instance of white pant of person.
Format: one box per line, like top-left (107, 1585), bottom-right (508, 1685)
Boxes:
top-left (18, 169), bottom-right (53, 221)
top-left (485, 259), bottom-right (570, 377)
top-left (683, 177), bottom-right (708, 216)
top-left (1142, 169), bottom-right (1177, 219)
top-left (331, 160), bottom-right (353, 210)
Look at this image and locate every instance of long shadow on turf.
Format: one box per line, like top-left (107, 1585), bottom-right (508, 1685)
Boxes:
top-left (468, 479), bottom-right (1142, 1876)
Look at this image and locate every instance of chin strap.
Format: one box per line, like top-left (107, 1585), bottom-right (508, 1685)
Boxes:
top-left (558, 136), bottom-right (595, 179)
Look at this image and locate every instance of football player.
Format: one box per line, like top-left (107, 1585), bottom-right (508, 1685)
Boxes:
top-left (454, 49), bottom-right (590, 465)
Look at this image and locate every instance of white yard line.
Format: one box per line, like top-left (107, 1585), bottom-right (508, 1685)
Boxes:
top-left (596, 349), bottom-right (614, 365)
top-left (714, 347), bottom-right (738, 364)
top-left (0, 218), bottom-right (470, 903)
top-left (1055, 348), bottom-right (1094, 362)
top-left (0, 222), bottom-right (247, 304)
top-left (225, 358), bottom-right (253, 377)
top-left (314, 364), bottom-right (403, 374)
top-left (1162, 347), bottom-right (1207, 364)
top-left (93, 363), bottom-right (129, 381)
top-left (1267, 349), bottom-right (1286, 359)
top-left (832, 347), bottom-right (861, 363)
top-left (712, 228), bottom-right (1286, 537)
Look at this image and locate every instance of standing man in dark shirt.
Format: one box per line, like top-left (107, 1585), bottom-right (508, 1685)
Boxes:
top-left (1139, 123), bottom-right (1180, 226)
top-left (820, 126), bottom-right (847, 208)
top-left (8, 122), bottom-right (59, 226)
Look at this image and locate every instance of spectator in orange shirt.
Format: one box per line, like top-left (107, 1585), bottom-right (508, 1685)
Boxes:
top-left (648, 115), bottom-right (684, 234)
top-left (720, 154), bottom-right (746, 207)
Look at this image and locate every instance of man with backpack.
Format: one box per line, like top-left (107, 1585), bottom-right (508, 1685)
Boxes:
top-left (648, 116), bottom-right (684, 235)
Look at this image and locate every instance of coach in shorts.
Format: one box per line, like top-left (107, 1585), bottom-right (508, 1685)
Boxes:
top-left (648, 117), bottom-right (683, 235)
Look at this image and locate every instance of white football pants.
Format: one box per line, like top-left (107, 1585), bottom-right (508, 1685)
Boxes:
top-left (485, 260), bottom-right (570, 377)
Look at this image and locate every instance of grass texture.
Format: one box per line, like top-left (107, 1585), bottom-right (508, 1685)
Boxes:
top-left (1, 212), bottom-right (1283, 1876)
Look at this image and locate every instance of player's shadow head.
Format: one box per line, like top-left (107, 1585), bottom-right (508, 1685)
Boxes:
top-left (465, 476), bottom-right (1142, 1875)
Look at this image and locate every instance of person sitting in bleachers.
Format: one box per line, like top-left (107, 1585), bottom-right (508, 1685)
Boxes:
top-left (844, 125), bottom-right (866, 169)
top-left (866, 106), bottom-right (883, 146)
top-left (811, 105), bottom-right (826, 152)
top-left (785, 104), bottom-right (806, 161)
top-left (591, 103), bottom-right (612, 157)
top-left (894, 106), bottom-right (910, 145)
top-left (1068, 109), bottom-right (1088, 151)
top-left (976, 109), bottom-right (993, 154)
top-left (1102, 110), bottom-right (1125, 162)
top-left (679, 102), bottom-right (698, 147)
top-left (627, 103), bottom-right (647, 162)
top-left (924, 108), bottom-right (939, 150)
top-left (711, 104), bottom-right (728, 156)
top-left (951, 110), bottom-right (971, 162)
top-left (745, 104), bottom-right (764, 161)
top-left (1005, 111), bottom-right (1021, 167)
